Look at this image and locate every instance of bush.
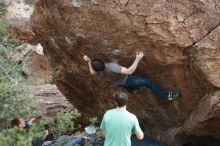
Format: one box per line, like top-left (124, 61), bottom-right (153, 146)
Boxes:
top-left (0, 13), bottom-right (82, 146)
top-left (0, 15), bottom-right (8, 38)
top-left (41, 109), bottom-right (81, 139)
top-left (0, 109), bottom-right (81, 146)
top-left (88, 117), bottom-right (98, 126)
top-left (0, 127), bottom-right (43, 146)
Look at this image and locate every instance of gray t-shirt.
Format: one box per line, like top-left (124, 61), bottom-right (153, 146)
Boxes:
top-left (98, 62), bottom-right (128, 86)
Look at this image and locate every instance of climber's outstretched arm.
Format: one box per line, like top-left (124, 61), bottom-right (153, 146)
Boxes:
top-left (120, 52), bottom-right (144, 75)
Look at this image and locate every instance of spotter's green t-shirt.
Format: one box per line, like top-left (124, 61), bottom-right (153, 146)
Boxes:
top-left (100, 108), bottom-right (141, 146)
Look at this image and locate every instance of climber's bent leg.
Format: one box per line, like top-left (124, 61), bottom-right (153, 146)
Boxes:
top-left (120, 76), bottom-right (169, 99)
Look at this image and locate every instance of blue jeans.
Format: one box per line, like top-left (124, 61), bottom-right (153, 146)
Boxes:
top-left (120, 76), bottom-right (169, 99)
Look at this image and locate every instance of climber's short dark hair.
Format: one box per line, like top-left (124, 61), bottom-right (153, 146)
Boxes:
top-left (91, 59), bottom-right (105, 72)
top-left (11, 118), bottom-right (21, 127)
top-left (113, 91), bottom-right (128, 107)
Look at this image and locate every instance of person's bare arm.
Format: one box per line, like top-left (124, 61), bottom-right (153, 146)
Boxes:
top-left (83, 55), bottom-right (96, 75)
top-left (135, 130), bottom-right (144, 140)
top-left (28, 118), bottom-right (36, 125)
top-left (121, 52), bottom-right (144, 75)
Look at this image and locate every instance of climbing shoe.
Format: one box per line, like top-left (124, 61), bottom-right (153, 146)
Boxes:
top-left (168, 91), bottom-right (181, 100)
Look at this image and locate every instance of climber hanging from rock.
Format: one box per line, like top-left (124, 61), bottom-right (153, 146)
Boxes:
top-left (83, 51), bottom-right (181, 100)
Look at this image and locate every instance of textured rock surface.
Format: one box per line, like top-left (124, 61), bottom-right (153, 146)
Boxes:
top-left (31, 84), bottom-right (74, 117)
top-left (21, 44), bottom-right (52, 84)
top-left (5, 0), bottom-right (36, 22)
top-left (5, 0), bottom-right (38, 44)
top-left (6, 44), bottom-right (52, 84)
top-left (183, 91), bottom-right (220, 139)
top-left (30, 0), bottom-right (220, 145)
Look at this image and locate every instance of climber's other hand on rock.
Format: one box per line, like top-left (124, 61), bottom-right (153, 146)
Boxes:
top-left (83, 55), bottom-right (91, 62)
top-left (136, 52), bottom-right (144, 60)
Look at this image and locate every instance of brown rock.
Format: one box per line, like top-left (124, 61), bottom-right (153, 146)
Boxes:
top-left (22, 44), bottom-right (53, 85)
top-left (6, 44), bottom-right (52, 85)
top-left (183, 91), bottom-right (220, 139)
top-left (10, 26), bottom-right (38, 45)
top-left (31, 84), bottom-right (73, 117)
top-left (193, 26), bottom-right (220, 87)
top-left (30, 0), bottom-right (220, 144)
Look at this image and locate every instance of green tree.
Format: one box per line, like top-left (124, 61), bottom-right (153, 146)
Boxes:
top-left (0, 14), bottom-right (38, 130)
top-left (0, 13), bottom-right (82, 146)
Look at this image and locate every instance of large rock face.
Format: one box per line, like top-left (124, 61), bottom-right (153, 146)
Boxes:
top-left (30, 0), bottom-right (220, 145)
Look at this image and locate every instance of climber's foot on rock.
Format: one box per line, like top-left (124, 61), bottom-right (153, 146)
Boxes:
top-left (168, 91), bottom-right (181, 101)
